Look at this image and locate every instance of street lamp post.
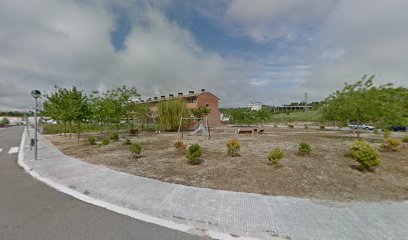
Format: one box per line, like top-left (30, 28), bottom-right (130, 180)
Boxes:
top-left (31, 90), bottom-right (41, 160)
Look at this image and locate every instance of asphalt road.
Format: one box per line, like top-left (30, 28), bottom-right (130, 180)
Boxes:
top-left (0, 126), bottom-right (211, 240)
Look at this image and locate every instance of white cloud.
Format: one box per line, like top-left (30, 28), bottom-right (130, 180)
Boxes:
top-left (225, 0), bottom-right (338, 43)
top-left (220, 0), bottom-right (408, 103)
top-left (0, 0), bottom-right (225, 110)
top-left (1, 0), bottom-right (408, 111)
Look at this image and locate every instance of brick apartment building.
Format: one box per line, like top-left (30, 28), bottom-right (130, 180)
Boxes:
top-left (142, 89), bottom-right (224, 127)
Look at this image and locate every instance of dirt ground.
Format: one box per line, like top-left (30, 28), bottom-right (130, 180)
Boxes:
top-left (45, 127), bottom-right (408, 202)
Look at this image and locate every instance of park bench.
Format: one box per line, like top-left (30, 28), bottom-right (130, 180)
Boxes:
top-left (238, 129), bottom-right (253, 134)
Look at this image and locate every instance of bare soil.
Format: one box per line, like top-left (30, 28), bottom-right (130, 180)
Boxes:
top-left (45, 128), bottom-right (408, 202)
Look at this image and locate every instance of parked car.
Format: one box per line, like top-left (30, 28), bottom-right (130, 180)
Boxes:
top-left (348, 123), bottom-right (375, 130)
top-left (390, 126), bottom-right (407, 131)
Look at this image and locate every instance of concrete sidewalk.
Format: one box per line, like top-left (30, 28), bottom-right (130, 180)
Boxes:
top-left (19, 129), bottom-right (408, 240)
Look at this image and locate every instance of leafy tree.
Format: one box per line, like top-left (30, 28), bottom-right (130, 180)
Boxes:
top-left (42, 86), bottom-right (90, 140)
top-left (157, 99), bottom-right (190, 130)
top-left (127, 102), bottom-right (151, 130)
top-left (322, 75), bottom-right (408, 138)
top-left (89, 86), bottom-right (139, 133)
top-left (191, 106), bottom-right (211, 118)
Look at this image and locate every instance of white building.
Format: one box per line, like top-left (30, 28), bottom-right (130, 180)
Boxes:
top-left (248, 101), bottom-right (262, 111)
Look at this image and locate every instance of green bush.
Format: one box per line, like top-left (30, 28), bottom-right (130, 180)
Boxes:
top-left (123, 139), bottom-right (132, 145)
top-left (88, 136), bottom-right (96, 145)
top-left (101, 138), bottom-right (110, 145)
top-left (298, 142), bottom-right (312, 155)
top-left (288, 124), bottom-right (294, 129)
top-left (304, 124), bottom-right (308, 129)
top-left (110, 132), bottom-right (119, 141)
top-left (383, 129), bottom-right (391, 138)
top-left (174, 141), bottom-right (187, 151)
top-left (129, 143), bottom-right (142, 157)
top-left (402, 136), bottom-right (408, 143)
top-left (373, 129), bottom-right (379, 135)
top-left (186, 143), bottom-right (202, 165)
top-left (349, 140), bottom-right (381, 171)
top-left (268, 148), bottom-right (284, 168)
top-left (381, 138), bottom-right (402, 151)
top-left (1, 118), bottom-right (10, 125)
top-left (320, 125), bottom-right (325, 130)
top-left (226, 138), bottom-right (240, 157)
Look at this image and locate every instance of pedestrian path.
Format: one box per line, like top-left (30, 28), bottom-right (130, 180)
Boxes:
top-left (19, 129), bottom-right (408, 240)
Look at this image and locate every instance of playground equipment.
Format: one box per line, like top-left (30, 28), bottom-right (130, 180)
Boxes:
top-left (177, 116), bottom-right (210, 140)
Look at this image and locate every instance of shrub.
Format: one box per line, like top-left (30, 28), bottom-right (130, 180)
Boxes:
top-left (381, 138), bottom-right (402, 151)
top-left (373, 129), bottom-right (379, 135)
top-left (304, 124), bottom-right (308, 129)
top-left (101, 138), bottom-right (110, 145)
top-left (123, 139), bottom-right (132, 145)
top-left (288, 124), bottom-right (294, 129)
top-left (174, 141), bottom-right (187, 151)
top-left (186, 143), bottom-right (202, 165)
top-left (226, 138), bottom-right (240, 157)
top-left (273, 124), bottom-right (278, 128)
top-left (349, 140), bottom-right (381, 171)
top-left (88, 136), bottom-right (96, 145)
top-left (1, 118), bottom-right (10, 125)
top-left (383, 129), bottom-right (391, 138)
top-left (110, 132), bottom-right (119, 141)
top-left (320, 125), bottom-right (325, 130)
top-left (298, 142), bottom-right (312, 155)
top-left (268, 148), bottom-right (284, 168)
top-left (129, 143), bottom-right (142, 157)
top-left (402, 136), bottom-right (408, 143)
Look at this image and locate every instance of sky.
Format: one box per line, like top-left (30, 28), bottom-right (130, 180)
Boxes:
top-left (1, 0), bottom-right (408, 111)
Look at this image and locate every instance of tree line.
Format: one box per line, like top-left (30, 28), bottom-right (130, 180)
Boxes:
top-left (42, 86), bottom-right (148, 140)
top-left (42, 86), bottom-right (212, 139)
top-left (321, 75), bottom-right (408, 131)
top-left (223, 75), bottom-right (408, 129)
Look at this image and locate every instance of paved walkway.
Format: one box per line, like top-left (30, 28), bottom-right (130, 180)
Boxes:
top-left (20, 129), bottom-right (408, 240)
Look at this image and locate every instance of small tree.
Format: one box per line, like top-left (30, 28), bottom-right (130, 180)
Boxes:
top-left (268, 148), bottom-right (284, 168)
top-left (298, 142), bottom-right (312, 155)
top-left (186, 144), bottom-right (202, 165)
top-left (88, 136), bottom-right (96, 145)
top-left (129, 143), bottom-right (142, 158)
top-left (381, 138), bottom-right (401, 151)
top-left (349, 140), bottom-right (381, 171)
top-left (226, 138), bottom-right (240, 157)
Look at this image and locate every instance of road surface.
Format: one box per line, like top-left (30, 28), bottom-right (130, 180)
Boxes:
top-left (0, 126), bottom-right (211, 240)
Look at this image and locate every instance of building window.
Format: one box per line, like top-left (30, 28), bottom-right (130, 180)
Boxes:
top-left (187, 97), bottom-right (197, 103)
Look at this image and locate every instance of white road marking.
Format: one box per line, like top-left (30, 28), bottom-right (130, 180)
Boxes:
top-left (0, 148), bottom-right (2, 153)
top-left (8, 147), bottom-right (19, 154)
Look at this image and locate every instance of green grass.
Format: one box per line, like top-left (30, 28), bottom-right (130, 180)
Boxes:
top-left (269, 110), bottom-right (323, 122)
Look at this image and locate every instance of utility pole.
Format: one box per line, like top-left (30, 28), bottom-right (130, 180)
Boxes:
top-left (304, 92), bottom-right (308, 112)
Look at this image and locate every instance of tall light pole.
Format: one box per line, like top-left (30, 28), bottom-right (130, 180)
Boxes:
top-left (31, 90), bottom-right (41, 160)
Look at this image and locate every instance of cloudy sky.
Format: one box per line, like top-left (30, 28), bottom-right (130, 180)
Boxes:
top-left (1, 0), bottom-right (408, 111)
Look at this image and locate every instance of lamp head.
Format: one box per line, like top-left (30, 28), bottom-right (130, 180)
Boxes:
top-left (31, 90), bottom-right (42, 98)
